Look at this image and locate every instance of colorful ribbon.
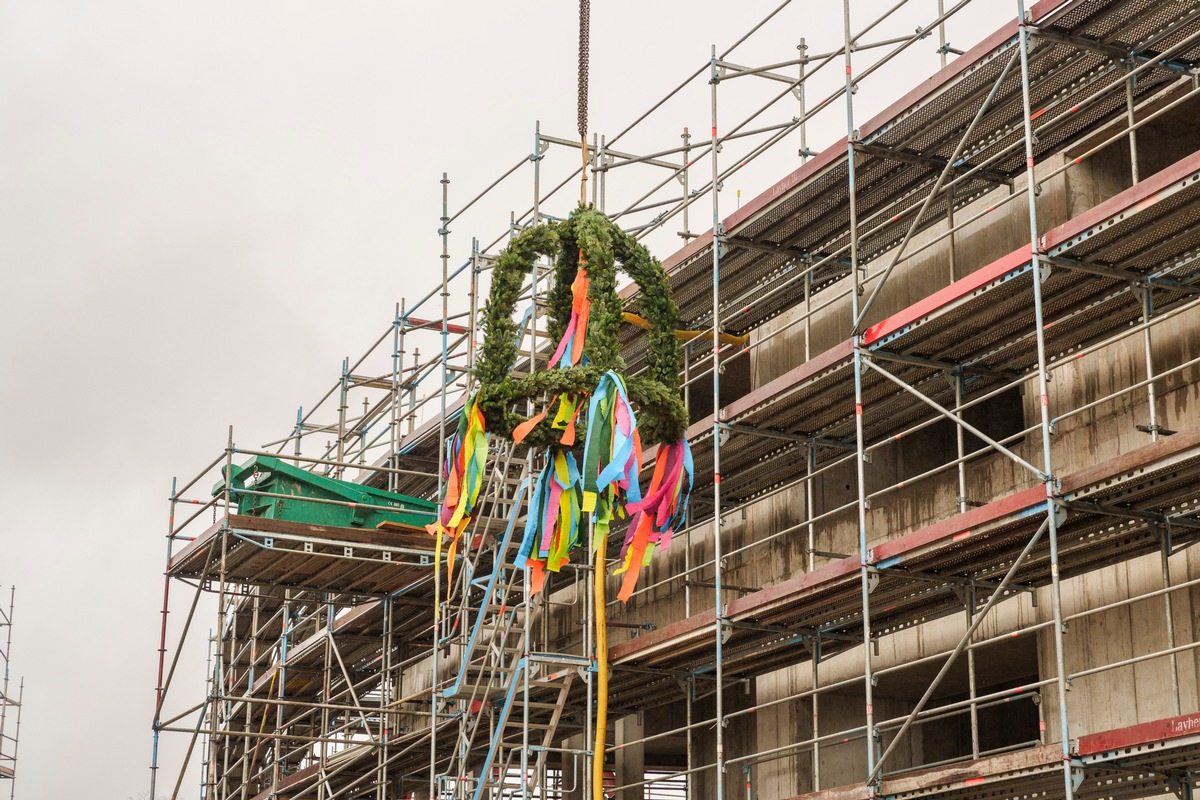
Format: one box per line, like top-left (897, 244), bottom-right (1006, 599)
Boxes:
top-left (614, 437), bottom-right (693, 602)
top-left (508, 368), bottom-right (695, 604)
top-left (427, 394), bottom-right (489, 590)
top-left (549, 264), bottom-right (590, 369)
top-left (515, 450), bottom-right (582, 587)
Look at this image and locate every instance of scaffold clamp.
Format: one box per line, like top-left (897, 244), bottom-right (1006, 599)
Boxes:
top-left (1070, 762), bottom-right (1085, 792)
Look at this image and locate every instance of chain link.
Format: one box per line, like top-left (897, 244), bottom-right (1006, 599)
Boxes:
top-left (578, 0), bottom-right (590, 141)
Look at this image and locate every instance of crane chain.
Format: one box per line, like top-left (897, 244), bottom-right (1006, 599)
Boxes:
top-left (577, 0), bottom-right (590, 141)
top-left (578, 0), bottom-right (590, 205)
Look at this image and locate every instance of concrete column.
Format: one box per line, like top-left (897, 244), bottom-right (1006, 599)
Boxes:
top-left (616, 713), bottom-right (645, 800)
top-left (561, 733), bottom-right (587, 800)
top-left (695, 680), bottom-right (757, 799)
top-left (754, 667), bottom-right (814, 798)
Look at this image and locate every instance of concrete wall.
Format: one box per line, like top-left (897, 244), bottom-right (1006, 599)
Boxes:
top-left (1038, 547), bottom-right (1200, 747)
top-left (533, 95), bottom-right (1200, 796)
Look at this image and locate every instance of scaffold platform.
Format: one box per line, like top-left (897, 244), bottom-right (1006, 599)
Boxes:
top-left (169, 514), bottom-right (437, 596)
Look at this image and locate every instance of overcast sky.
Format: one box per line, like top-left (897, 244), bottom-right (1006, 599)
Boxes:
top-left (0, 2), bottom-right (1011, 797)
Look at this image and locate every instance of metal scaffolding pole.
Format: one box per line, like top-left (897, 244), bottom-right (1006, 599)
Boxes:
top-left (150, 478), bottom-right (177, 800)
top-left (843, 1), bottom-right (879, 796)
top-left (469, 241), bottom-right (480, 376)
top-left (709, 42), bottom-right (728, 800)
top-left (0, 587), bottom-right (18, 796)
top-left (216, 427), bottom-right (235, 800)
top-left (811, 639), bottom-right (821, 792)
top-left (391, 306), bottom-right (403, 492)
top-left (435, 171), bottom-right (450, 800)
top-left (319, 601), bottom-right (333, 800)
top-left (5, 679), bottom-right (19, 800)
top-left (1016, 5), bottom-right (1073, 800)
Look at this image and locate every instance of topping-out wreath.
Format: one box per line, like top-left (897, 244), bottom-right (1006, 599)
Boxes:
top-left (429, 206), bottom-right (693, 604)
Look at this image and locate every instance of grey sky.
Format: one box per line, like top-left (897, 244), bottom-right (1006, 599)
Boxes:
top-left (0, 2), bottom-right (1008, 797)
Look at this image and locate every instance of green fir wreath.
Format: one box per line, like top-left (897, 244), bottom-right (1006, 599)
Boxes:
top-left (474, 206), bottom-right (688, 448)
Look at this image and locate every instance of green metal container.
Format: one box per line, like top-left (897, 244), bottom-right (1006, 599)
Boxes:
top-left (212, 455), bottom-right (436, 530)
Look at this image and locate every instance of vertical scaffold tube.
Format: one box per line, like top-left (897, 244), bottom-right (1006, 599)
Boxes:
top-left (218, 427), bottom-right (234, 800)
top-left (434, 171), bottom-right (450, 800)
top-left (469, 241), bottom-right (480, 376)
top-left (527, 140), bottom-right (540, 797)
top-left (337, 357), bottom-right (348, 476)
top-left (534, 120), bottom-right (543, 225)
top-left (390, 306), bottom-right (401, 492)
top-left (8, 679), bottom-right (20, 800)
top-left (1015, 6), bottom-right (1073, 800)
top-left (842, 2), bottom-right (878, 796)
top-left (150, 478), bottom-right (177, 800)
top-left (709, 43), bottom-right (727, 800)
top-left (319, 601), bottom-right (331, 800)
top-left (526, 126), bottom-right (543, 799)
top-left (595, 134), bottom-right (604, 211)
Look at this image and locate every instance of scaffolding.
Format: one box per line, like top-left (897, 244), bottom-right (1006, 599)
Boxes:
top-left (1, 587), bottom-right (22, 798)
top-left (151, 1), bottom-right (1200, 798)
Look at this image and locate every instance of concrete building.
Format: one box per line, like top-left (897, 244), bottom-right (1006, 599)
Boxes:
top-left (152, 1), bottom-right (1200, 799)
